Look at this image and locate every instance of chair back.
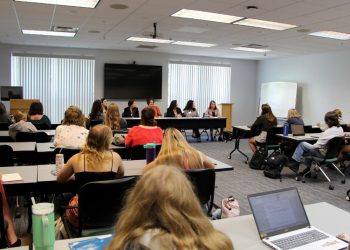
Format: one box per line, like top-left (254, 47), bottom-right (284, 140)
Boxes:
top-left (89, 119), bottom-right (103, 128)
top-left (266, 127), bottom-right (283, 145)
top-left (303, 125), bottom-right (313, 133)
top-left (33, 123), bottom-right (51, 130)
top-left (78, 177), bottom-right (136, 233)
top-left (53, 148), bottom-right (81, 163)
top-left (325, 137), bottom-right (344, 159)
top-left (185, 169), bottom-right (216, 214)
top-left (16, 132), bottom-right (50, 142)
top-left (0, 145), bottom-right (14, 166)
top-left (0, 123), bottom-right (9, 131)
top-left (0, 192), bottom-right (7, 248)
top-left (129, 144), bottom-right (161, 160)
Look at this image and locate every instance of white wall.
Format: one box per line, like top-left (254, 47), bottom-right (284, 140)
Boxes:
top-left (0, 43), bottom-right (257, 125)
top-left (257, 51), bottom-right (350, 125)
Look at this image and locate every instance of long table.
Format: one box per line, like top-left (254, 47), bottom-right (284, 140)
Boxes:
top-left (125, 117), bottom-right (226, 129)
top-left (12, 202), bottom-right (349, 250)
top-left (228, 126), bottom-right (251, 163)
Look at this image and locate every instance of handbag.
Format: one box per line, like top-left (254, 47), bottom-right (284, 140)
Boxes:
top-left (221, 196), bottom-right (240, 218)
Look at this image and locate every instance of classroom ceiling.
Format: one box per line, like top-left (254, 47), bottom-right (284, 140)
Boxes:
top-left (2, 0), bottom-right (350, 60)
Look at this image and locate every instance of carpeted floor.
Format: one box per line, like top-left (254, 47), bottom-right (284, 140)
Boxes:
top-left (192, 138), bottom-right (350, 215)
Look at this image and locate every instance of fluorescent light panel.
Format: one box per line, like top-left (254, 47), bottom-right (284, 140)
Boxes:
top-left (308, 31), bottom-right (350, 40)
top-left (172, 9), bottom-right (242, 24)
top-left (22, 29), bottom-right (76, 37)
top-left (14, 0), bottom-right (100, 8)
top-left (232, 47), bottom-right (271, 53)
top-left (172, 41), bottom-right (216, 47)
top-left (127, 37), bottom-right (173, 44)
top-left (234, 18), bottom-right (297, 30)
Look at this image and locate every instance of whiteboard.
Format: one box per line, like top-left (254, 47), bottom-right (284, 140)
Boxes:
top-left (259, 82), bottom-right (297, 118)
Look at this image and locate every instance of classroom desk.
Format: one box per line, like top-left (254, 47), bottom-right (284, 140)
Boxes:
top-left (12, 202), bottom-right (349, 250)
top-left (36, 142), bottom-right (125, 153)
top-left (0, 142), bottom-right (36, 152)
top-left (125, 117), bottom-right (226, 129)
top-left (228, 126), bottom-right (251, 163)
top-left (0, 130), bottom-right (56, 142)
top-left (275, 133), bottom-right (320, 142)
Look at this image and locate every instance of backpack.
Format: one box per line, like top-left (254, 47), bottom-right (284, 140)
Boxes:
top-left (249, 147), bottom-right (268, 170)
top-left (222, 131), bottom-right (233, 141)
top-left (264, 153), bottom-right (288, 179)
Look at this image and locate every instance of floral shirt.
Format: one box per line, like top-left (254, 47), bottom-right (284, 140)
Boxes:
top-left (54, 125), bottom-right (89, 149)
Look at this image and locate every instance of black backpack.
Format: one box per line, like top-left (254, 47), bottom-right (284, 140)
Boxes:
top-left (249, 147), bottom-right (268, 170)
top-left (264, 153), bottom-right (288, 179)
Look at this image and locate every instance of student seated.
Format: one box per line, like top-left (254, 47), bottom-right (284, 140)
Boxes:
top-left (28, 101), bottom-right (51, 128)
top-left (0, 102), bottom-right (14, 124)
top-left (122, 100), bottom-right (139, 118)
top-left (104, 103), bottom-right (127, 130)
top-left (54, 106), bottom-right (89, 149)
top-left (204, 100), bottom-right (223, 141)
top-left (125, 107), bottom-right (163, 148)
top-left (146, 98), bottom-right (162, 117)
top-left (248, 104), bottom-right (277, 153)
top-left (8, 111), bottom-right (37, 141)
top-left (286, 108), bottom-right (304, 126)
top-left (143, 128), bottom-right (214, 172)
top-left (165, 100), bottom-right (183, 117)
top-left (105, 166), bottom-right (233, 250)
top-left (317, 108), bottom-right (343, 131)
top-left (287, 111), bottom-right (344, 174)
top-left (88, 99), bottom-right (105, 122)
top-left (57, 125), bottom-right (124, 227)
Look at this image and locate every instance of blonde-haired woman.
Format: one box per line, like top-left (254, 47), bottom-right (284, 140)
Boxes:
top-left (143, 128), bottom-right (214, 172)
top-left (104, 103), bottom-right (127, 130)
top-left (57, 124), bottom-right (124, 227)
top-left (286, 108), bottom-right (304, 126)
top-left (106, 166), bottom-right (234, 250)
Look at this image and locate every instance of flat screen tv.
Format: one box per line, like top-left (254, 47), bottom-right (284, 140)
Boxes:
top-left (0, 86), bottom-right (23, 101)
top-left (104, 63), bottom-right (162, 99)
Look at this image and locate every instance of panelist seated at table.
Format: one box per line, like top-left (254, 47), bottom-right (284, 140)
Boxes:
top-left (146, 98), bottom-right (162, 118)
top-left (248, 104), bottom-right (277, 153)
top-left (54, 106), bottom-right (89, 149)
top-left (8, 110), bottom-right (37, 141)
top-left (165, 100), bottom-right (183, 118)
top-left (143, 128), bottom-right (214, 172)
top-left (122, 100), bottom-right (139, 118)
top-left (104, 103), bottom-right (127, 130)
top-left (28, 101), bottom-right (51, 128)
top-left (287, 111), bottom-right (344, 174)
top-left (204, 100), bottom-right (223, 141)
top-left (183, 100), bottom-right (201, 142)
top-left (105, 166), bottom-right (233, 250)
top-left (57, 124), bottom-right (124, 228)
top-left (125, 107), bottom-right (163, 148)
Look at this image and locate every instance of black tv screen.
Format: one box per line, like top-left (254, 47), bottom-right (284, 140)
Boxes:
top-left (0, 86), bottom-right (23, 101)
top-left (104, 64), bottom-right (162, 99)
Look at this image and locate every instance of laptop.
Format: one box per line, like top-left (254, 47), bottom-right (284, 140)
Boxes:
top-left (248, 187), bottom-right (348, 250)
top-left (291, 124), bottom-right (305, 136)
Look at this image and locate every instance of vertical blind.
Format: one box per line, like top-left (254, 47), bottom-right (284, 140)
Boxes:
top-left (11, 54), bottom-right (95, 123)
top-left (168, 62), bottom-right (231, 115)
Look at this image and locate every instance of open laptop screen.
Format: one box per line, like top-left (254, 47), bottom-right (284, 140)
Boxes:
top-left (248, 188), bottom-right (310, 239)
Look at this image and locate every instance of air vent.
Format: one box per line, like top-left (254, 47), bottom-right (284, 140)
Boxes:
top-left (136, 45), bottom-right (158, 49)
top-left (244, 44), bottom-right (269, 49)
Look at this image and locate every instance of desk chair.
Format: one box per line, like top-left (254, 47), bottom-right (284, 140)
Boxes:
top-left (33, 123), bottom-right (51, 130)
top-left (256, 127), bottom-right (283, 155)
top-left (185, 169), bottom-right (215, 216)
top-left (299, 137), bottom-right (346, 190)
top-left (53, 148), bottom-right (81, 163)
top-left (0, 123), bottom-right (9, 131)
top-left (89, 119), bottom-right (103, 129)
top-left (0, 192), bottom-right (7, 248)
top-left (129, 144), bottom-right (161, 160)
top-left (16, 132), bottom-right (50, 142)
top-left (0, 145), bottom-right (14, 167)
top-left (61, 177), bottom-right (137, 238)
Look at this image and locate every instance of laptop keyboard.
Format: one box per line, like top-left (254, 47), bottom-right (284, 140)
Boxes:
top-left (271, 229), bottom-right (329, 250)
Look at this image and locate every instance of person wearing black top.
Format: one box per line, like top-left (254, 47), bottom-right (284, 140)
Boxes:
top-left (122, 100), bottom-right (139, 118)
top-left (248, 104), bottom-right (277, 153)
top-left (165, 100), bottom-right (183, 118)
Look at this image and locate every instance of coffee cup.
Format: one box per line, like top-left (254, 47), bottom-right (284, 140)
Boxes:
top-left (32, 203), bottom-right (55, 250)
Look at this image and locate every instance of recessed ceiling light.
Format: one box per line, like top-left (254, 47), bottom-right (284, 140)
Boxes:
top-left (308, 31), bottom-right (350, 40)
top-left (88, 30), bottom-right (101, 34)
top-left (127, 37), bottom-right (173, 44)
top-left (234, 18), bottom-right (297, 30)
top-left (22, 29), bottom-right (76, 37)
top-left (171, 9), bottom-right (243, 24)
top-left (14, 0), bottom-right (100, 8)
top-left (231, 47), bottom-right (271, 53)
top-left (110, 4), bottom-right (128, 9)
top-left (172, 41), bottom-right (216, 47)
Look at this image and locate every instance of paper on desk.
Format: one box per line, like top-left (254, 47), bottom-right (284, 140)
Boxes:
top-left (2, 173), bottom-right (23, 182)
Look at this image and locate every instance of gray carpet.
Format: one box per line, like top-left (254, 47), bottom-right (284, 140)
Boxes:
top-left (192, 139), bottom-right (350, 215)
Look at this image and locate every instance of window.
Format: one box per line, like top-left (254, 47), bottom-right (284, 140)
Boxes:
top-left (11, 54), bottom-right (95, 123)
top-left (168, 62), bottom-right (231, 115)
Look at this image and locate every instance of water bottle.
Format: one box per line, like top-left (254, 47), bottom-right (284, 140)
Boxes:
top-left (283, 123), bottom-right (289, 136)
top-left (143, 143), bottom-right (157, 164)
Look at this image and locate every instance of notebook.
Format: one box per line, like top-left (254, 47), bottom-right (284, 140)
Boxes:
top-left (248, 187), bottom-right (348, 250)
top-left (291, 124), bottom-right (305, 136)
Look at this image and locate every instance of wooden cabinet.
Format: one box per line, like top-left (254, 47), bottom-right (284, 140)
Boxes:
top-left (10, 99), bottom-right (39, 115)
top-left (219, 103), bottom-right (233, 131)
